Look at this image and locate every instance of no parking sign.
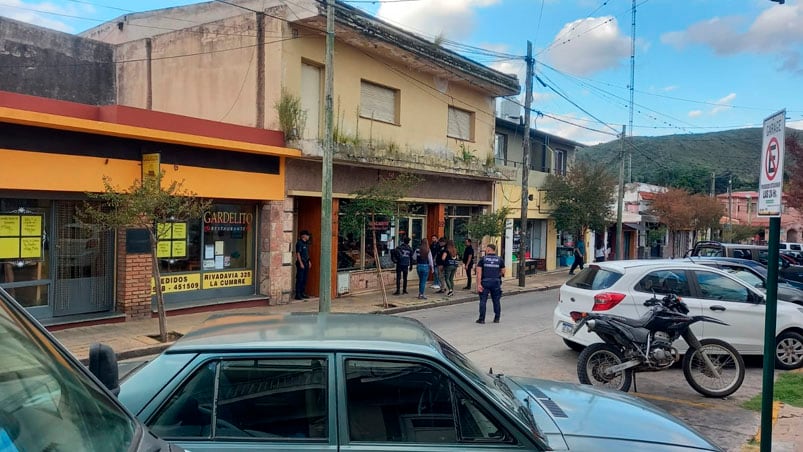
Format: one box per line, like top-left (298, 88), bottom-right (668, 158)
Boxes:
top-left (758, 110), bottom-right (786, 217)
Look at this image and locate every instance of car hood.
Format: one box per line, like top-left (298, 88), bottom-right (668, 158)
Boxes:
top-left (506, 376), bottom-right (721, 451)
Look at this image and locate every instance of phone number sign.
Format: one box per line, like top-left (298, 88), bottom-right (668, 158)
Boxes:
top-left (758, 109), bottom-right (785, 217)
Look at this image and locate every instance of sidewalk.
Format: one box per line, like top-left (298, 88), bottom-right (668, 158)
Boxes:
top-left (49, 268), bottom-right (802, 452)
top-left (52, 269), bottom-right (570, 363)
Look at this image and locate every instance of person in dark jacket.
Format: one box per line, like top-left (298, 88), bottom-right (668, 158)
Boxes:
top-left (295, 230), bottom-right (311, 300)
top-left (393, 237), bottom-right (413, 295)
top-left (476, 243), bottom-right (505, 324)
top-left (462, 238), bottom-right (475, 290)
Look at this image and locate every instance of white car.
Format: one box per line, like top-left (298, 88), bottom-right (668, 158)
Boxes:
top-left (553, 260), bottom-right (803, 370)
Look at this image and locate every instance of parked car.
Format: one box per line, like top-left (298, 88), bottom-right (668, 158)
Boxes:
top-left (688, 257), bottom-right (803, 305)
top-left (781, 264), bottom-right (803, 291)
top-left (116, 312), bottom-right (722, 451)
top-left (688, 241), bottom-right (768, 263)
top-left (554, 260), bottom-right (803, 370)
top-left (0, 287), bottom-right (181, 452)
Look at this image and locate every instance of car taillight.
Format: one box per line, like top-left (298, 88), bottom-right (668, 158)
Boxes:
top-left (592, 292), bottom-right (626, 311)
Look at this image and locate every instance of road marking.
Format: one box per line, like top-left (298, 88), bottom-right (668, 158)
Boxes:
top-left (632, 392), bottom-right (717, 409)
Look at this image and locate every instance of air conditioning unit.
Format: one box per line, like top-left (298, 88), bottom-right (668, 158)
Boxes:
top-left (499, 98), bottom-right (521, 121)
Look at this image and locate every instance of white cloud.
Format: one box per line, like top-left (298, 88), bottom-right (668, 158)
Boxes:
top-left (541, 16), bottom-right (632, 76)
top-left (377, 0), bottom-right (500, 41)
top-left (0, 0), bottom-right (95, 33)
top-left (537, 113), bottom-right (616, 146)
top-left (660, 2), bottom-right (803, 73)
top-left (688, 110), bottom-right (703, 118)
top-left (710, 93), bottom-right (736, 115)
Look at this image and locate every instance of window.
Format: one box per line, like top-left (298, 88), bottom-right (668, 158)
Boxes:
top-left (553, 149), bottom-right (566, 175)
top-left (494, 133), bottom-right (508, 165)
top-left (344, 359), bottom-right (511, 444)
top-left (447, 106), bottom-right (474, 141)
top-left (693, 271), bottom-right (749, 302)
top-left (634, 270), bottom-right (691, 297)
top-left (360, 81), bottom-right (399, 124)
top-left (149, 358), bottom-right (328, 440)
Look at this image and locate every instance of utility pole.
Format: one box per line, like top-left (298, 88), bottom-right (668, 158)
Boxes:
top-left (727, 176), bottom-right (733, 241)
top-left (319, 0), bottom-right (334, 312)
top-left (518, 41), bottom-right (534, 287)
top-left (627, 0), bottom-right (636, 183)
top-left (707, 171), bottom-right (715, 240)
top-left (616, 125), bottom-right (626, 260)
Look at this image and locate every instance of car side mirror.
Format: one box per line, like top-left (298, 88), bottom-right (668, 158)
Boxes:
top-left (89, 343), bottom-right (119, 396)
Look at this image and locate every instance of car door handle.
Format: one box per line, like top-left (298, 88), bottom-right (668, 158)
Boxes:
top-left (710, 305), bottom-right (726, 311)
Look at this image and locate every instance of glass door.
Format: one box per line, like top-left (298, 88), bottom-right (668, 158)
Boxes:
top-left (397, 217), bottom-right (424, 251)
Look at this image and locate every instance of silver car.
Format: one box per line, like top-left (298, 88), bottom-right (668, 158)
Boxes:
top-left (117, 312), bottom-right (721, 451)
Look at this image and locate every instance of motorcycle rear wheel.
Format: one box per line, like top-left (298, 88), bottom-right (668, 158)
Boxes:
top-left (682, 338), bottom-right (745, 398)
top-left (577, 343), bottom-right (632, 392)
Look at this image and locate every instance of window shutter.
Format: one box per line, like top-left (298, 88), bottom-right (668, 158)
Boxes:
top-left (448, 107), bottom-right (472, 140)
top-left (360, 81), bottom-right (397, 123)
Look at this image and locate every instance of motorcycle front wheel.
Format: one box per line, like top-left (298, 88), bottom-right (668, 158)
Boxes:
top-left (577, 343), bottom-right (632, 392)
top-left (682, 338), bottom-right (745, 398)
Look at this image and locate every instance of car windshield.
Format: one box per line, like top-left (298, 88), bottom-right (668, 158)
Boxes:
top-left (434, 333), bottom-right (535, 432)
top-left (566, 265), bottom-right (622, 290)
top-left (0, 289), bottom-right (137, 451)
top-left (725, 268), bottom-right (764, 288)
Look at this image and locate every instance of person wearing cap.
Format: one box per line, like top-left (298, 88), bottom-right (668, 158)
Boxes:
top-left (475, 243), bottom-right (505, 324)
top-left (295, 230), bottom-right (311, 300)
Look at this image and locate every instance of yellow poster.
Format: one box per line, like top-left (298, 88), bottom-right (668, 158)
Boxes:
top-left (0, 237), bottom-right (19, 259)
top-left (172, 222), bottom-right (187, 239)
top-left (151, 273), bottom-right (201, 294)
top-left (172, 240), bottom-right (187, 258)
top-left (20, 237), bottom-right (41, 258)
top-left (0, 216), bottom-right (20, 236)
top-left (142, 153), bottom-right (161, 180)
top-left (202, 270), bottom-right (252, 289)
top-left (156, 241), bottom-right (172, 258)
top-left (20, 216), bottom-right (41, 237)
top-left (157, 223), bottom-right (172, 240)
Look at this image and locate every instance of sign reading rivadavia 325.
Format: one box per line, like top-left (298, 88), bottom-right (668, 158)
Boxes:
top-left (758, 109), bottom-right (786, 217)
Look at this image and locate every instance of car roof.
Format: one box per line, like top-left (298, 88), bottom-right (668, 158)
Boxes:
top-left (165, 312), bottom-right (443, 356)
top-left (591, 259), bottom-right (709, 272)
top-left (688, 256), bottom-right (764, 267)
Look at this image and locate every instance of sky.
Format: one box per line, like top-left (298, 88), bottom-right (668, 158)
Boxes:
top-left (2, 0), bottom-right (802, 146)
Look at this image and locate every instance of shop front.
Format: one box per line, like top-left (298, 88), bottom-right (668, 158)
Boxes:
top-left (0, 92), bottom-right (299, 323)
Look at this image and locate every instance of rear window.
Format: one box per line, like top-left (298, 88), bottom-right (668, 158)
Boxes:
top-left (791, 244), bottom-right (802, 251)
top-left (565, 266), bottom-right (622, 290)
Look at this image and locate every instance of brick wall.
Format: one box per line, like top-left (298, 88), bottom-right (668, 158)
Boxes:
top-left (116, 228), bottom-right (153, 320)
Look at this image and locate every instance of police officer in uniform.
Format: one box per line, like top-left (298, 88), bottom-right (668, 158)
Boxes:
top-left (393, 236), bottom-right (413, 295)
top-left (475, 243), bottom-right (505, 324)
top-left (294, 230), bottom-right (311, 300)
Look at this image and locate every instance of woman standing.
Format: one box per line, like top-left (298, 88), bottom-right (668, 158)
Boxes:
top-left (412, 242), bottom-right (434, 300)
top-left (443, 240), bottom-right (460, 297)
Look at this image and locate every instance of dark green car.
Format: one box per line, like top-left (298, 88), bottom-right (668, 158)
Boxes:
top-left (118, 312), bottom-right (722, 451)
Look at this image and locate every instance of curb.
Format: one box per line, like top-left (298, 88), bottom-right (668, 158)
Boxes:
top-left (88, 282), bottom-right (565, 364)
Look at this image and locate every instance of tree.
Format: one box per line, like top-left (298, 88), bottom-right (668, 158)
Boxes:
top-left (466, 206), bottom-right (511, 249)
top-left (785, 133), bottom-right (803, 210)
top-left (338, 172), bottom-right (420, 308)
top-left (543, 160), bottom-right (617, 241)
top-left (650, 188), bottom-right (723, 256)
top-left (78, 174), bottom-right (211, 342)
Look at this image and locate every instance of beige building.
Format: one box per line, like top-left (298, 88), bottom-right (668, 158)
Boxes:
top-left (83, 0), bottom-right (519, 299)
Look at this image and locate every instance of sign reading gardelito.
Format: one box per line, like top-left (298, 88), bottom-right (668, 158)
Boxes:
top-left (758, 109), bottom-right (786, 217)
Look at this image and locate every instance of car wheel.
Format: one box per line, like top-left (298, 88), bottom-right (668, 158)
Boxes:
top-left (775, 331), bottom-right (803, 370)
top-left (563, 338), bottom-right (585, 352)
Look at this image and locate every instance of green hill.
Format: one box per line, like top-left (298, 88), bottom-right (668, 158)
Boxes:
top-left (577, 128), bottom-right (798, 194)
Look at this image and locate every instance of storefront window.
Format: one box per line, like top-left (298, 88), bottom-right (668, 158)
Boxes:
top-left (446, 205), bottom-right (474, 255)
top-left (0, 199), bottom-right (51, 308)
top-left (203, 204), bottom-right (254, 271)
top-left (157, 204), bottom-right (254, 274)
top-left (365, 216), bottom-right (392, 270)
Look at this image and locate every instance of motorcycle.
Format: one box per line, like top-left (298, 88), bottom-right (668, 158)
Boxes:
top-left (570, 292), bottom-right (745, 398)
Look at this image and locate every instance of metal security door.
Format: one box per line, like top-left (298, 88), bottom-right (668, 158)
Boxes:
top-left (52, 201), bottom-right (114, 316)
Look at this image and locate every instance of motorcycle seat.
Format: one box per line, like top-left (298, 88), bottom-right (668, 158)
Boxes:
top-left (609, 314), bottom-right (650, 328)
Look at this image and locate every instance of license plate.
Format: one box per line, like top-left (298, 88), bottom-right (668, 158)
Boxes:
top-left (561, 321), bottom-right (574, 334)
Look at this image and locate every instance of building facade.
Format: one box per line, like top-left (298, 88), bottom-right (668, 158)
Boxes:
top-left (83, 0), bottom-right (519, 296)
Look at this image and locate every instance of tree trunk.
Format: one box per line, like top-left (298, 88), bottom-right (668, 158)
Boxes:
top-left (150, 234), bottom-right (168, 342)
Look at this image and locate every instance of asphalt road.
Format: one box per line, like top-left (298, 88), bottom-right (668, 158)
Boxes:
top-left (401, 288), bottom-right (761, 452)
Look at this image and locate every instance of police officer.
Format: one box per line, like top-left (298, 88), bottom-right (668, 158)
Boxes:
top-left (294, 230), bottom-right (311, 300)
top-left (475, 243), bottom-right (505, 324)
top-left (393, 236), bottom-right (413, 295)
